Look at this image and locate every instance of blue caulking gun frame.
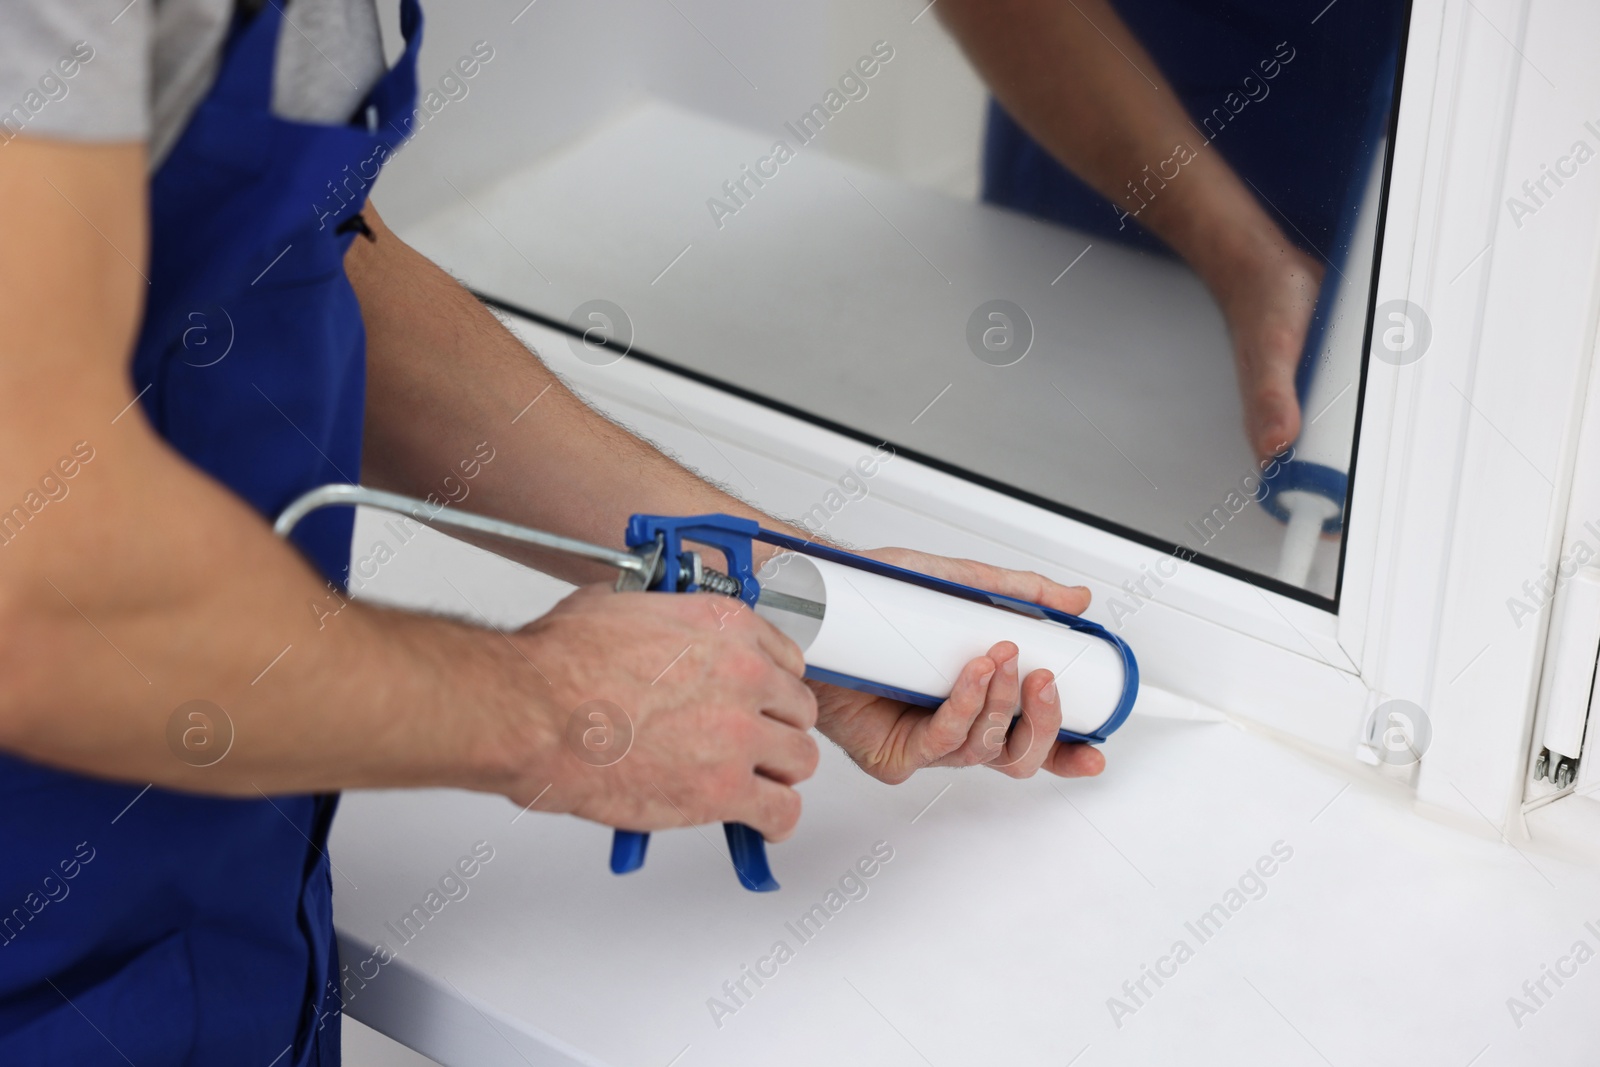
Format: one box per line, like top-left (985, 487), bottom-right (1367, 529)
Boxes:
top-left (276, 483), bottom-right (1139, 893)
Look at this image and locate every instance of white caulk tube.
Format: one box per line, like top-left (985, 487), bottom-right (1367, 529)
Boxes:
top-left (755, 552), bottom-right (1130, 739)
top-left (1273, 145), bottom-right (1386, 587)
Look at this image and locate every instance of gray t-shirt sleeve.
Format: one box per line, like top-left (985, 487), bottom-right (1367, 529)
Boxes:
top-left (0, 0), bottom-right (380, 166)
top-left (0, 1), bottom-right (153, 143)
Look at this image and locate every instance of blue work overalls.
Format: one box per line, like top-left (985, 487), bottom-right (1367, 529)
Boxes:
top-left (982, 0), bottom-right (1407, 261)
top-left (0, 1), bottom-right (421, 1062)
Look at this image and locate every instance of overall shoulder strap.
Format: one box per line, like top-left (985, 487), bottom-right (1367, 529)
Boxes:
top-left (210, 0), bottom-right (287, 110)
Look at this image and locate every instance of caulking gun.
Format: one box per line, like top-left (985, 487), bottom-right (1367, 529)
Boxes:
top-left (275, 484), bottom-right (1139, 892)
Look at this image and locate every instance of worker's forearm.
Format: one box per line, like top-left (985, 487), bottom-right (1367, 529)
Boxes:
top-left (0, 423), bottom-right (549, 797)
top-left (350, 208), bottom-right (809, 585)
top-left (0, 140), bottom-right (560, 803)
top-left (937, 0), bottom-right (1282, 285)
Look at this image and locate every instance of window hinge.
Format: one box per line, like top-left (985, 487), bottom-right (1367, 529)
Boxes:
top-left (1530, 567), bottom-right (1600, 791)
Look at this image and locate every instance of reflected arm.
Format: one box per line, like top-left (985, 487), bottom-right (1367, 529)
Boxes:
top-left (938, 0), bottom-right (1323, 458)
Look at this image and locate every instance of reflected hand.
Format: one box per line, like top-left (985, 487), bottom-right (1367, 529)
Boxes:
top-left (807, 547), bottom-right (1106, 784)
top-left (1214, 238), bottom-right (1326, 460)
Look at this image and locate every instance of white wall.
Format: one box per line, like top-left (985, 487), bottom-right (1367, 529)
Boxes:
top-left (374, 0), bottom-right (987, 229)
top-left (821, 0), bottom-right (988, 196)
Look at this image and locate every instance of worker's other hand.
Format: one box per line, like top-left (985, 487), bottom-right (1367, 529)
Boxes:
top-left (511, 586), bottom-right (819, 841)
top-left (808, 548), bottom-right (1106, 784)
top-left (1213, 236), bottom-right (1325, 460)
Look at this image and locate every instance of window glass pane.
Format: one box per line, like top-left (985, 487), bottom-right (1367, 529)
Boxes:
top-left (404, 0), bottom-right (1414, 609)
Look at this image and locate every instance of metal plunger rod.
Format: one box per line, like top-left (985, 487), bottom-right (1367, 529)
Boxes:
top-left (274, 484), bottom-right (826, 619)
top-left (274, 484), bottom-right (655, 585)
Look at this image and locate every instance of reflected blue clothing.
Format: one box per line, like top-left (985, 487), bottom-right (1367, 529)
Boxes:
top-left (0, 2), bottom-right (420, 1064)
top-left (982, 0), bottom-right (1407, 265)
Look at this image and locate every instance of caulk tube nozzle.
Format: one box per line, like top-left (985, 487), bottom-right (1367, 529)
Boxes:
top-left (1275, 491), bottom-right (1340, 587)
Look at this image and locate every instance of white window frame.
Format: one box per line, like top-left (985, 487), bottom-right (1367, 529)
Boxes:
top-left (1348, 0), bottom-right (1600, 828)
top-left (475, 0), bottom-right (1599, 834)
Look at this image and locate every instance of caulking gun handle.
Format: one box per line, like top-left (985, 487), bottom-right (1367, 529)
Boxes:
top-left (608, 824), bottom-right (780, 892)
top-left (723, 822), bottom-right (779, 892)
top-left (610, 829), bottom-right (650, 875)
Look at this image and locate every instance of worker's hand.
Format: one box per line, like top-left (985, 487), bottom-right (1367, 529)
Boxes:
top-left (1210, 235), bottom-right (1325, 461)
top-left (513, 586), bottom-right (819, 841)
top-left (808, 548), bottom-right (1106, 784)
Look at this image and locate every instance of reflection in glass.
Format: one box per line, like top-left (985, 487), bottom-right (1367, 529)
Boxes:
top-left (397, 0), bottom-right (1414, 606)
top-left (963, 0), bottom-right (1406, 597)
